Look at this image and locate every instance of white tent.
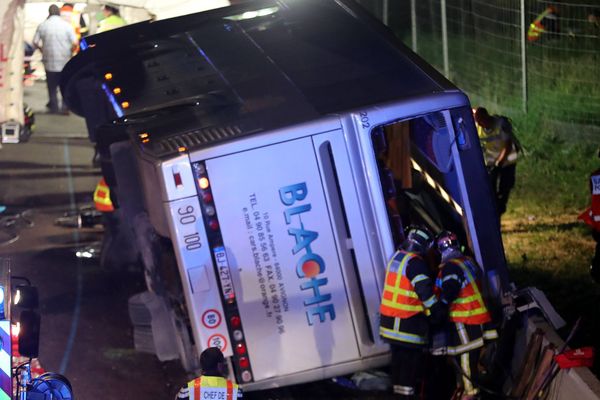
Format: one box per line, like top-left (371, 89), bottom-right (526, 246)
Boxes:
top-left (0, 0), bottom-right (232, 138)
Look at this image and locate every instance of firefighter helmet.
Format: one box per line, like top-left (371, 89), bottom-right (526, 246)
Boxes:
top-left (403, 226), bottom-right (434, 254)
top-left (435, 230), bottom-right (460, 254)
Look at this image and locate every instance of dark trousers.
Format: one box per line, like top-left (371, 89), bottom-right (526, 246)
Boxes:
top-left (489, 164), bottom-right (516, 216)
top-left (46, 71), bottom-right (64, 113)
top-left (391, 344), bottom-right (425, 398)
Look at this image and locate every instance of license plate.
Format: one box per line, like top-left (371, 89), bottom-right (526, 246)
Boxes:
top-left (213, 246), bottom-right (235, 301)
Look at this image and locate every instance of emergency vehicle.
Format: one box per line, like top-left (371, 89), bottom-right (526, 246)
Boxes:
top-left (60, 0), bottom-right (509, 391)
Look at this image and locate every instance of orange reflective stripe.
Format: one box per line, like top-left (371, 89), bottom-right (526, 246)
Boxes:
top-left (227, 380), bottom-right (233, 400)
top-left (380, 251), bottom-right (429, 318)
top-left (194, 377), bottom-right (201, 400)
top-left (439, 259), bottom-right (491, 324)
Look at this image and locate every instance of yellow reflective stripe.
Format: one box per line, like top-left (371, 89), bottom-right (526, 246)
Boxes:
top-left (380, 326), bottom-right (427, 344)
top-left (411, 274), bottom-right (429, 286)
top-left (483, 329), bottom-right (499, 340)
top-left (442, 274), bottom-right (459, 283)
top-left (445, 337), bottom-right (485, 355)
top-left (453, 294), bottom-right (479, 304)
top-left (461, 353), bottom-right (473, 394)
top-left (450, 308), bottom-right (489, 318)
top-left (385, 288), bottom-right (419, 299)
top-left (423, 294), bottom-right (437, 309)
top-left (451, 259), bottom-right (484, 298)
top-left (380, 301), bottom-right (424, 312)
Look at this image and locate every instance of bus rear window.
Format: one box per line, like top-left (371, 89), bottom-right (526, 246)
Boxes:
top-left (371, 111), bottom-right (467, 248)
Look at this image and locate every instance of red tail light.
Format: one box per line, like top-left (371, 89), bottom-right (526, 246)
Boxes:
top-left (236, 343), bottom-right (247, 355)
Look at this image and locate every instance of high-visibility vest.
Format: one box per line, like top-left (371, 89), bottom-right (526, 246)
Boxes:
top-left (579, 170), bottom-right (600, 231)
top-left (528, 7), bottom-right (554, 42)
top-left (380, 250), bottom-right (430, 319)
top-left (187, 376), bottom-right (240, 400)
top-left (60, 6), bottom-right (83, 41)
top-left (97, 15), bottom-right (127, 33)
top-left (437, 259), bottom-right (491, 325)
top-left (93, 178), bottom-right (114, 212)
top-left (476, 117), bottom-right (517, 167)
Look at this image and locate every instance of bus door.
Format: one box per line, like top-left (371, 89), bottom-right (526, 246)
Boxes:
top-left (199, 134), bottom-right (360, 381)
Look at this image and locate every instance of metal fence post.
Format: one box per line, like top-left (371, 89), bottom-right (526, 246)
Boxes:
top-left (382, 0), bottom-right (389, 25)
top-left (411, 0), bottom-right (417, 52)
top-left (441, 0), bottom-right (449, 77)
top-left (520, 0), bottom-right (528, 113)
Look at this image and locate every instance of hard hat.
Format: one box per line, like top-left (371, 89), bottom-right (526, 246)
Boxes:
top-left (403, 225), bottom-right (434, 254)
top-left (435, 230), bottom-right (460, 255)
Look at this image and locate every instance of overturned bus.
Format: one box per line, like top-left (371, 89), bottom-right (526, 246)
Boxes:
top-left (61, 0), bottom-right (509, 391)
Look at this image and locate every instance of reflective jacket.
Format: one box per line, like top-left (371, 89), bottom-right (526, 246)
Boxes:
top-left (476, 116), bottom-right (518, 167)
top-left (97, 15), bottom-right (127, 33)
top-left (436, 257), bottom-right (492, 325)
top-left (186, 376), bottom-right (240, 400)
top-left (379, 250), bottom-right (437, 345)
top-left (528, 7), bottom-right (556, 42)
top-left (93, 178), bottom-right (114, 212)
top-left (380, 250), bottom-right (436, 319)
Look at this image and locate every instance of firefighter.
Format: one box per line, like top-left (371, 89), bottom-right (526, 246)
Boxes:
top-left (528, 6), bottom-right (559, 42)
top-left (176, 347), bottom-right (242, 399)
top-left (433, 231), bottom-right (498, 400)
top-left (578, 148), bottom-right (600, 283)
top-left (97, 4), bottom-right (127, 33)
top-left (60, 3), bottom-right (88, 43)
top-left (474, 107), bottom-right (519, 218)
top-left (379, 226), bottom-right (446, 399)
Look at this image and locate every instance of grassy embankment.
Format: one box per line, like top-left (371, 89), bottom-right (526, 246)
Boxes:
top-left (469, 41), bottom-right (600, 356)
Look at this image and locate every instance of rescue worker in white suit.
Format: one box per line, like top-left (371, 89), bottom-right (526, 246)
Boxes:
top-left (176, 347), bottom-right (242, 400)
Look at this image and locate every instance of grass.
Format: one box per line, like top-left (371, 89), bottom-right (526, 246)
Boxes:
top-left (500, 117), bottom-right (600, 372)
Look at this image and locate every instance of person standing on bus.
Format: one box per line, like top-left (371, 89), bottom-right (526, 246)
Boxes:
top-left (97, 4), bottom-right (126, 33)
top-left (176, 347), bottom-right (242, 399)
top-left (434, 231), bottom-right (498, 400)
top-left (379, 226), bottom-right (445, 399)
top-left (474, 107), bottom-right (520, 218)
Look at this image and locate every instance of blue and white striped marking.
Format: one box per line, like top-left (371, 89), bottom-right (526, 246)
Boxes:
top-left (0, 321), bottom-right (11, 400)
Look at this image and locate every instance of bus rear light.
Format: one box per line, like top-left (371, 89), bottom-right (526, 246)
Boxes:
top-left (239, 357), bottom-right (249, 369)
top-left (202, 193), bottom-right (213, 203)
top-left (233, 330), bottom-right (243, 341)
top-left (241, 371), bottom-right (252, 383)
top-left (205, 205), bottom-right (216, 216)
top-left (198, 177), bottom-right (210, 190)
top-left (230, 316), bottom-right (241, 328)
top-left (236, 343), bottom-right (247, 355)
top-left (208, 219), bottom-right (219, 230)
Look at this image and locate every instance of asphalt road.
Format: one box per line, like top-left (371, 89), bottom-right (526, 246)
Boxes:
top-left (0, 82), bottom-right (421, 400)
top-left (0, 82), bottom-right (188, 399)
